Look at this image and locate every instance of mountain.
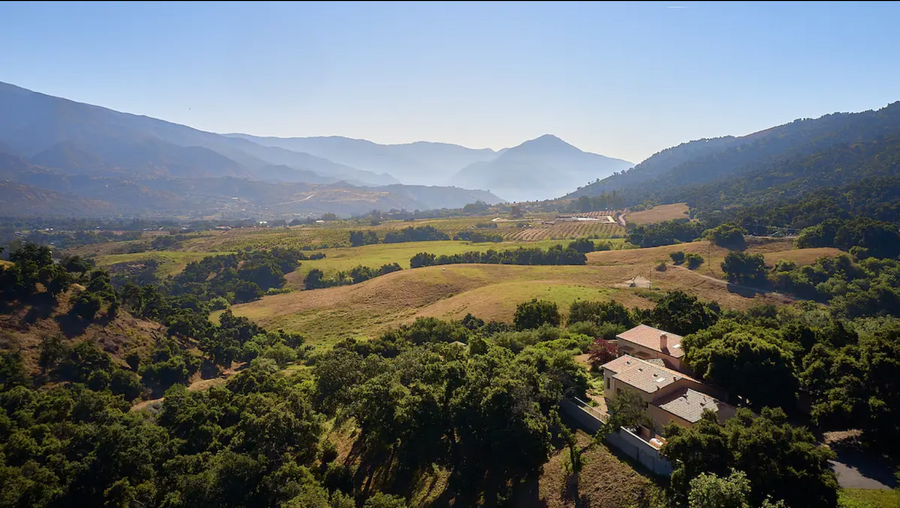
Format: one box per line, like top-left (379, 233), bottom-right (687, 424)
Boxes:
top-left (0, 81), bottom-right (395, 186)
top-left (226, 134), bottom-right (500, 186)
top-left (0, 146), bottom-right (503, 218)
top-left (0, 81), bottom-right (512, 218)
top-left (0, 181), bottom-right (117, 217)
top-left (448, 134), bottom-right (633, 202)
top-left (567, 102), bottom-right (900, 202)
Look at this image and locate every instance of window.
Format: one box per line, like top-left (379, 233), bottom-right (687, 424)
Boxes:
top-left (606, 377), bottom-right (610, 390)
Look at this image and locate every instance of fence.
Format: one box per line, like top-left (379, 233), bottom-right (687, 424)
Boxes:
top-left (559, 397), bottom-right (673, 477)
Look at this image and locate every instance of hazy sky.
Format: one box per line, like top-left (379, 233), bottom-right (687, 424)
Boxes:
top-left (2, 1), bottom-right (899, 163)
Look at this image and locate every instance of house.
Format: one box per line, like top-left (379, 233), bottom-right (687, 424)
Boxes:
top-left (600, 354), bottom-right (735, 432)
top-left (616, 324), bottom-right (688, 373)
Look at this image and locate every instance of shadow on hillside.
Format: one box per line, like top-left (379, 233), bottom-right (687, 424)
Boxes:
top-left (725, 283), bottom-right (768, 298)
top-left (54, 309), bottom-right (114, 338)
top-left (22, 293), bottom-right (59, 323)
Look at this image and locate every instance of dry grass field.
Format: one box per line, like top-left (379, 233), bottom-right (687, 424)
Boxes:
top-left (230, 238), bottom-right (832, 349)
top-left (623, 203), bottom-right (690, 225)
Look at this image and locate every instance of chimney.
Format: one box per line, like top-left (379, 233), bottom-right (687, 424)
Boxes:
top-left (660, 333), bottom-right (668, 351)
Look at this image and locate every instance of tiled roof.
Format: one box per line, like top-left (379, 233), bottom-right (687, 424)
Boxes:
top-left (611, 358), bottom-right (696, 394)
top-left (654, 388), bottom-right (731, 423)
top-left (599, 355), bottom-right (643, 374)
top-left (617, 324), bottom-right (685, 359)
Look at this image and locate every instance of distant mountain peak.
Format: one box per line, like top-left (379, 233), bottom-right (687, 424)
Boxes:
top-left (512, 134), bottom-right (583, 155)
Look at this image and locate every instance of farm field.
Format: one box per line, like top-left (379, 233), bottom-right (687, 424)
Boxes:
top-left (85, 237), bottom-right (629, 282)
top-left (282, 238), bottom-right (627, 285)
top-left (67, 213), bottom-right (624, 256)
top-left (230, 238), bottom-right (829, 349)
top-left (623, 202), bottom-right (691, 225)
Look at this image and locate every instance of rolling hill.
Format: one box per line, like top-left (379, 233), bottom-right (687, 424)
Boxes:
top-left (449, 134), bottom-right (633, 202)
top-left (566, 101), bottom-right (900, 212)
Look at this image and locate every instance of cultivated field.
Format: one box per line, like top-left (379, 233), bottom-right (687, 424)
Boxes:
top-left (623, 202), bottom-right (690, 225)
top-left (282, 238), bottom-right (627, 284)
top-left (70, 213), bottom-right (625, 262)
top-left (505, 221), bottom-right (624, 241)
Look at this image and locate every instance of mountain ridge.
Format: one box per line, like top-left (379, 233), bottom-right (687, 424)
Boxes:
top-left (450, 134), bottom-right (634, 202)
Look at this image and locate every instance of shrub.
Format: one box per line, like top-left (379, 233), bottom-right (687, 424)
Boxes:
top-left (514, 299), bottom-right (561, 330)
top-left (686, 252), bottom-right (705, 269)
top-left (670, 251), bottom-right (686, 265)
top-left (587, 338), bottom-right (618, 368)
top-left (721, 251), bottom-right (767, 285)
top-left (566, 238), bottom-right (596, 253)
top-left (706, 223), bottom-right (746, 250)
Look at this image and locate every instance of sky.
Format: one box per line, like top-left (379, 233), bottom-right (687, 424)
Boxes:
top-left (2, 1), bottom-right (900, 163)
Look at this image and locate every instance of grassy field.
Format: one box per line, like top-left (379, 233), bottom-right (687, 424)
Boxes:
top-left (282, 238), bottom-right (626, 285)
top-left (230, 238), bottom-right (828, 349)
top-left (838, 488), bottom-right (900, 508)
top-left (91, 250), bottom-right (235, 277)
top-left (624, 203), bottom-right (690, 225)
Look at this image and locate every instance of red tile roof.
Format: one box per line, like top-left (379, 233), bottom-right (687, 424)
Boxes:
top-left (602, 355), bottom-right (699, 394)
top-left (617, 324), bottom-right (684, 359)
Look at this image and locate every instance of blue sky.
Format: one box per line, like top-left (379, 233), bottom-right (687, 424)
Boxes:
top-left (1, 1), bottom-right (899, 163)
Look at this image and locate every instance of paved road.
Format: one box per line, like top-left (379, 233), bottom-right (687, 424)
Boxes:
top-left (829, 452), bottom-right (899, 490)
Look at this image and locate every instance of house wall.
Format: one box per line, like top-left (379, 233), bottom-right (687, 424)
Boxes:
top-left (559, 398), bottom-right (673, 477)
top-left (617, 339), bottom-right (686, 373)
top-left (647, 404), bottom-right (693, 431)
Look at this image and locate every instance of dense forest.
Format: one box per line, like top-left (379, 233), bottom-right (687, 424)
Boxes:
top-left (7, 240), bottom-right (896, 507)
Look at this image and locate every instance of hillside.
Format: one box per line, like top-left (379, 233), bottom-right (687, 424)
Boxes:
top-left (228, 134), bottom-right (500, 186)
top-left (0, 289), bottom-right (165, 373)
top-left (450, 134), bottom-right (633, 202)
top-left (0, 81), bottom-right (395, 186)
top-left (566, 102), bottom-right (900, 219)
top-left (229, 238), bottom-right (816, 347)
top-left (0, 81), bottom-right (513, 218)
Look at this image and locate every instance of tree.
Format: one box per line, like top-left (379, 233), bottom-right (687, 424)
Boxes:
top-left (687, 329), bottom-right (799, 409)
top-left (670, 251), bottom-right (686, 265)
top-left (706, 223), bottom-right (746, 250)
top-left (602, 389), bottom-right (653, 436)
top-left (566, 238), bottom-right (596, 253)
top-left (587, 338), bottom-right (618, 368)
top-left (514, 299), bottom-right (561, 330)
top-left (304, 269), bottom-right (326, 290)
top-left (364, 492), bottom-right (408, 508)
top-left (686, 252), bottom-right (705, 269)
top-left (688, 469), bottom-right (751, 508)
top-left (663, 408), bottom-right (837, 508)
top-left (568, 300), bottom-right (634, 327)
top-left (409, 252), bottom-right (436, 269)
top-left (652, 291), bottom-right (719, 336)
top-left (71, 291), bottom-right (103, 320)
top-left (510, 205), bottom-right (524, 219)
top-left (0, 350), bottom-right (30, 390)
top-left (721, 251), bottom-right (767, 286)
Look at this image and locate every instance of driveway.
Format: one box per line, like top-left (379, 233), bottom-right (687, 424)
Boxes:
top-left (827, 444), bottom-right (898, 490)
